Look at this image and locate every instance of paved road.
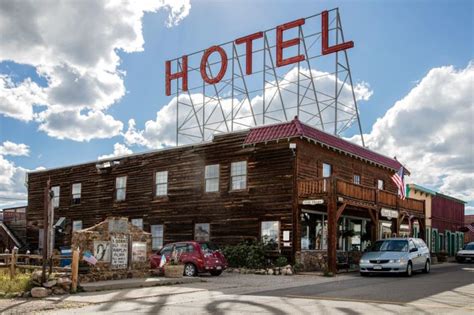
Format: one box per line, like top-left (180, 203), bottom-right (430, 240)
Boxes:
top-left (1, 263), bottom-right (472, 314)
top-left (253, 263), bottom-right (474, 305)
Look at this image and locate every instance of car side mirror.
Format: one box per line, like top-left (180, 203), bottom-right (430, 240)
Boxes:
top-left (410, 248), bottom-right (418, 253)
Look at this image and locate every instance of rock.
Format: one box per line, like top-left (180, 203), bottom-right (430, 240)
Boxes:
top-left (286, 269), bottom-right (293, 276)
top-left (31, 270), bottom-right (44, 282)
top-left (281, 268), bottom-right (287, 275)
top-left (267, 268), bottom-right (274, 275)
top-left (254, 269), bottom-right (266, 275)
top-left (57, 277), bottom-right (72, 289)
top-left (42, 280), bottom-right (57, 288)
top-left (52, 287), bottom-right (67, 295)
top-left (31, 287), bottom-right (49, 298)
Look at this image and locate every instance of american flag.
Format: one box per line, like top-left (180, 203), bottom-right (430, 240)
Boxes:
top-left (391, 167), bottom-right (406, 200)
top-left (83, 250), bottom-right (97, 265)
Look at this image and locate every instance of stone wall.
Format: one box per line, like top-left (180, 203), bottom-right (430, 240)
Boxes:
top-left (296, 250), bottom-right (362, 272)
top-left (71, 217), bottom-right (152, 282)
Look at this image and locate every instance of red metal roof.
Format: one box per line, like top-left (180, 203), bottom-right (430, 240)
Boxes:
top-left (244, 117), bottom-right (406, 172)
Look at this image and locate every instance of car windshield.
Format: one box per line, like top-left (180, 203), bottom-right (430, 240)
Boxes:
top-left (463, 243), bottom-right (474, 250)
top-left (200, 242), bottom-right (219, 252)
top-left (372, 240), bottom-right (408, 252)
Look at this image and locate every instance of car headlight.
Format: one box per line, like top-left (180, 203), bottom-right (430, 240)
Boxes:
top-left (359, 259), bottom-right (367, 263)
top-left (389, 259), bottom-right (401, 263)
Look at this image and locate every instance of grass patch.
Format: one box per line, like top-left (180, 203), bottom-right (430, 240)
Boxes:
top-left (0, 270), bottom-right (32, 294)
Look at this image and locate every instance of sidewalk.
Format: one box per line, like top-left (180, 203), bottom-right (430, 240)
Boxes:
top-left (78, 276), bottom-right (202, 292)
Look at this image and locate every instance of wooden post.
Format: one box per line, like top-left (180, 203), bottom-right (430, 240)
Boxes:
top-left (71, 248), bottom-right (79, 293)
top-left (42, 179), bottom-right (51, 284)
top-left (9, 250), bottom-right (16, 279)
top-left (327, 178), bottom-right (338, 274)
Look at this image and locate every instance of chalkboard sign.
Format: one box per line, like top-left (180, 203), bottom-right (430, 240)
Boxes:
top-left (111, 235), bottom-right (128, 269)
top-left (109, 218), bottom-right (129, 233)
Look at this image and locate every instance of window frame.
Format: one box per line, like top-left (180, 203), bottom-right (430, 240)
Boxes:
top-left (151, 224), bottom-right (164, 251)
top-left (322, 163), bottom-right (332, 178)
top-left (115, 176), bottom-right (127, 201)
top-left (205, 164), bottom-right (220, 193)
top-left (353, 174), bottom-right (361, 185)
top-left (155, 171), bottom-right (168, 197)
top-left (131, 218), bottom-right (144, 230)
top-left (51, 186), bottom-right (60, 208)
top-left (377, 179), bottom-right (384, 190)
top-left (72, 220), bottom-right (83, 232)
top-left (71, 183), bottom-right (82, 205)
top-left (194, 223), bottom-right (211, 242)
top-left (230, 161), bottom-right (248, 191)
top-left (260, 220), bottom-right (280, 250)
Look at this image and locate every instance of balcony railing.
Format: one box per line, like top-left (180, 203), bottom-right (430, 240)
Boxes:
top-left (298, 177), bottom-right (424, 214)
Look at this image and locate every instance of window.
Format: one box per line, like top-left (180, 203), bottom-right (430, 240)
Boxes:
top-left (322, 163), bottom-right (332, 178)
top-left (155, 171), bottom-right (168, 196)
top-left (72, 220), bottom-right (83, 232)
top-left (231, 161), bottom-right (247, 190)
top-left (159, 244), bottom-right (172, 255)
top-left (115, 176), bottom-right (127, 201)
top-left (51, 186), bottom-right (60, 208)
top-left (353, 174), bottom-right (361, 185)
top-left (205, 164), bottom-right (219, 192)
top-left (131, 218), bottom-right (143, 230)
top-left (194, 223), bottom-right (210, 242)
top-left (261, 221), bottom-right (279, 249)
top-left (72, 183), bottom-right (81, 204)
top-left (377, 179), bottom-right (384, 190)
top-left (408, 240), bottom-right (416, 251)
top-left (151, 225), bottom-right (164, 250)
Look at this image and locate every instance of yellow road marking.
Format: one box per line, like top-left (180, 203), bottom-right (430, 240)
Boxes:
top-left (285, 295), bottom-right (474, 310)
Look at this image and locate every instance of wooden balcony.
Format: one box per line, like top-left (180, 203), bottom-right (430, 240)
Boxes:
top-left (298, 177), bottom-right (424, 216)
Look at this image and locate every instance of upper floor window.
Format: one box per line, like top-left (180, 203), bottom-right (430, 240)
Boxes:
top-left (115, 176), bottom-right (127, 201)
top-left (52, 186), bottom-right (60, 208)
top-left (322, 163), bottom-right (332, 178)
top-left (131, 218), bottom-right (143, 230)
top-left (353, 174), bottom-right (361, 185)
top-left (72, 183), bottom-right (81, 204)
top-left (205, 164), bottom-right (219, 192)
top-left (377, 179), bottom-right (384, 190)
top-left (155, 171), bottom-right (168, 196)
top-left (231, 161), bottom-right (247, 190)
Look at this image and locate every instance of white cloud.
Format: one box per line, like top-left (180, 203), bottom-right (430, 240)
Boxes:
top-left (98, 142), bottom-right (133, 160)
top-left (0, 141), bottom-right (30, 157)
top-left (124, 66), bottom-right (373, 148)
top-left (349, 62), bottom-right (474, 203)
top-left (37, 109), bottom-right (123, 141)
top-left (0, 0), bottom-right (191, 141)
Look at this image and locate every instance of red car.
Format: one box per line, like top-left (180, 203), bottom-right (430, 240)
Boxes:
top-left (150, 241), bottom-right (228, 277)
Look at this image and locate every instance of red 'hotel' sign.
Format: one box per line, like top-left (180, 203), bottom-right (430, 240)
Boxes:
top-left (165, 10), bottom-right (354, 96)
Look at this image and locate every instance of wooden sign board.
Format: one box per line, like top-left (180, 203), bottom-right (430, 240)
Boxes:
top-left (109, 218), bottom-right (129, 234)
top-left (132, 242), bottom-right (147, 262)
top-left (111, 235), bottom-right (128, 269)
top-left (93, 240), bottom-right (111, 262)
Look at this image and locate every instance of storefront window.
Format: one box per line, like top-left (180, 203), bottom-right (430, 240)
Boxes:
top-left (380, 221), bottom-right (392, 239)
top-left (301, 212), bottom-right (327, 250)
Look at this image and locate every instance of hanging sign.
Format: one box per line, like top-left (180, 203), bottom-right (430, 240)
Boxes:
top-left (381, 208), bottom-right (399, 219)
top-left (302, 199), bottom-right (324, 205)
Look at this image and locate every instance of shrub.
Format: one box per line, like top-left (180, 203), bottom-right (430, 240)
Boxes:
top-left (0, 270), bottom-right (33, 294)
top-left (223, 241), bottom-right (266, 269)
top-left (275, 256), bottom-right (288, 268)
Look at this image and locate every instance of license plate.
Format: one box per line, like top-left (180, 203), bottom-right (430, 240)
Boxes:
top-left (373, 265), bottom-right (382, 270)
top-left (216, 266), bottom-right (222, 270)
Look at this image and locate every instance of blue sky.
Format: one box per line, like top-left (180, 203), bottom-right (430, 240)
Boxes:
top-left (0, 0), bottom-right (472, 213)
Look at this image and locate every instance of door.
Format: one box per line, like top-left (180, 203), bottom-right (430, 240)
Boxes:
top-left (408, 240), bottom-right (422, 270)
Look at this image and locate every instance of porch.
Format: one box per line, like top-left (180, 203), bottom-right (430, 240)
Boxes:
top-left (297, 177), bottom-right (425, 273)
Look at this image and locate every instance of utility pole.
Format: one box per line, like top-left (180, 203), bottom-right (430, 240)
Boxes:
top-left (41, 178), bottom-right (52, 284)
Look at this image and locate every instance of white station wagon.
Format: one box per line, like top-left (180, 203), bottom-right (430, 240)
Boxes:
top-left (359, 238), bottom-right (431, 277)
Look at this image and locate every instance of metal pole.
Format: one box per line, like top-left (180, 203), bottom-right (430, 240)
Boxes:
top-left (41, 178), bottom-right (51, 284)
top-left (334, 9), bottom-right (339, 135)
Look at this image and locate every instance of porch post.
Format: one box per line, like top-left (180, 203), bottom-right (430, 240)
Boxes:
top-left (327, 178), bottom-right (337, 274)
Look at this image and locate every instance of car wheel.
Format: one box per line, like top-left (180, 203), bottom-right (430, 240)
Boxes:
top-left (210, 270), bottom-right (223, 276)
top-left (423, 260), bottom-right (430, 273)
top-left (405, 262), bottom-right (413, 277)
top-left (184, 263), bottom-right (197, 277)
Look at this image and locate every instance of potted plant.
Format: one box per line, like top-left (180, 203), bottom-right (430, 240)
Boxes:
top-left (164, 246), bottom-right (184, 278)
